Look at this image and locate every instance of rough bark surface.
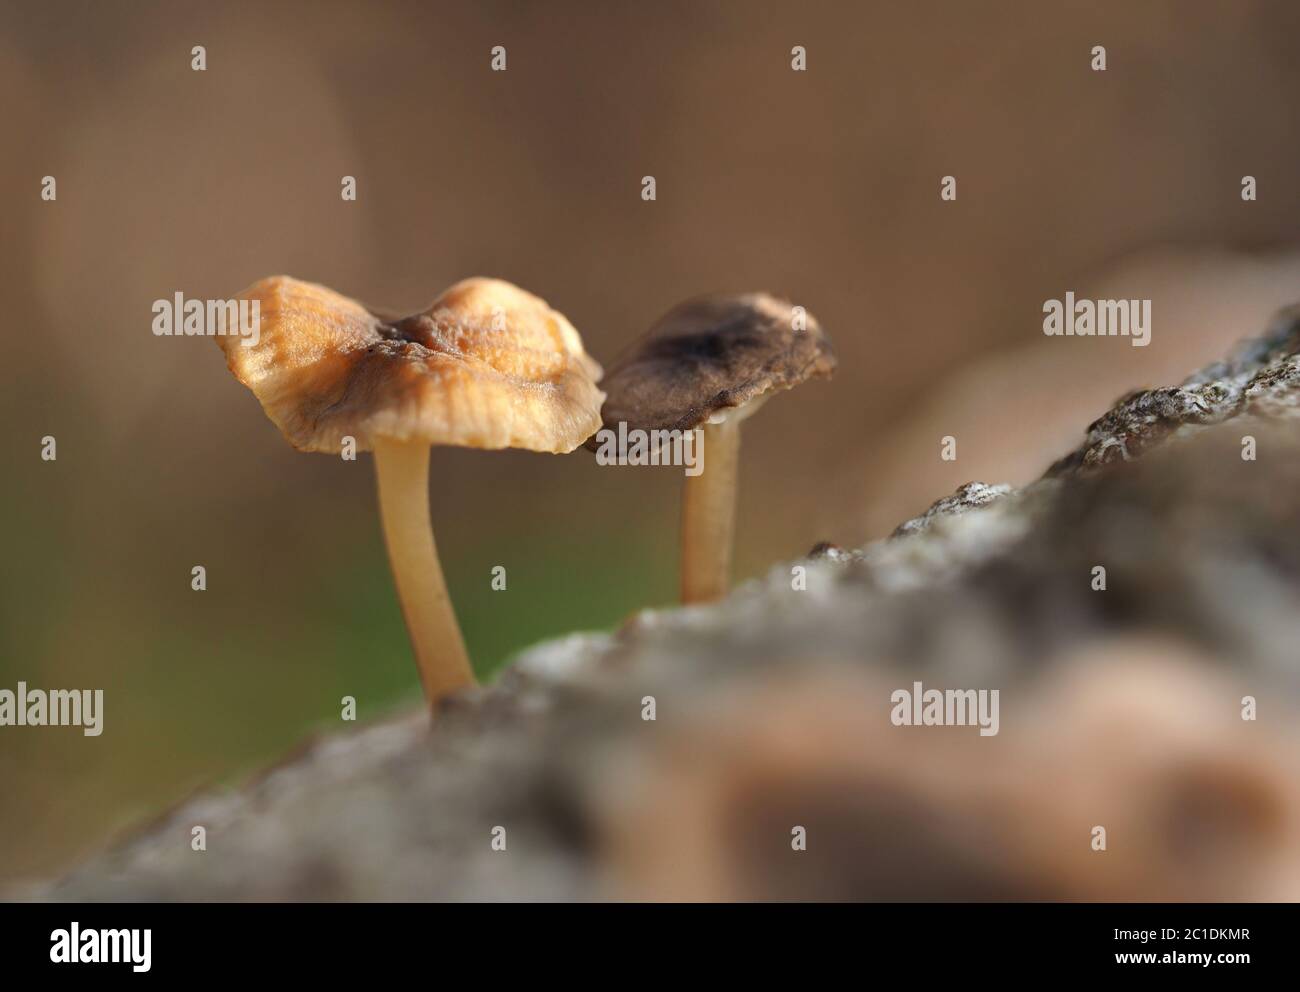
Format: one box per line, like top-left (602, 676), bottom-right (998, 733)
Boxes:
top-left (29, 308), bottom-right (1300, 902)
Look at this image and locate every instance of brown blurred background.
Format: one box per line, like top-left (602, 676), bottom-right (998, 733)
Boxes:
top-left (2, 0), bottom-right (1299, 886)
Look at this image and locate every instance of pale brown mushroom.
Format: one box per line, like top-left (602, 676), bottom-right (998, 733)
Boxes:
top-left (217, 276), bottom-right (604, 706)
top-left (590, 294), bottom-right (835, 603)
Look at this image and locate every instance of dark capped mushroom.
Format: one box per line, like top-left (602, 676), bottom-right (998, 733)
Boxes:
top-left (590, 294), bottom-right (835, 603)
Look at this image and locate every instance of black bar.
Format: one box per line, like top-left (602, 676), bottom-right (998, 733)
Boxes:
top-left (0, 903), bottom-right (1290, 980)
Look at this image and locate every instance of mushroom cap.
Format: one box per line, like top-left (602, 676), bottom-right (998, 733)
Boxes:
top-left (218, 276), bottom-right (605, 454)
top-left (588, 293), bottom-right (835, 446)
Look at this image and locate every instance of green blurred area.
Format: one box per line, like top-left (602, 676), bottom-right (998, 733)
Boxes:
top-left (0, 444), bottom-right (675, 883)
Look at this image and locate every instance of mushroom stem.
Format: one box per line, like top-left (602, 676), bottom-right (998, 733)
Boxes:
top-left (373, 437), bottom-right (476, 706)
top-left (680, 418), bottom-right (741, 604)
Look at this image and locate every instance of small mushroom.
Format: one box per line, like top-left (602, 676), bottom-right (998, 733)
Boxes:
top-left (216, 276), bottom-right (604, 706)
top-left (591, 294), bottom-right (834, 603)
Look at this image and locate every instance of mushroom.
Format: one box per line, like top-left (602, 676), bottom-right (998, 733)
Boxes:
top-left (216, 276), bottom-right (604, 707)
top-left (591, 294), bottom-right (834, 603)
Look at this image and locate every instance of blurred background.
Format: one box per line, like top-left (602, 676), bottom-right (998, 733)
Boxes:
top-left (2, 0), bottom-right (1299, 887)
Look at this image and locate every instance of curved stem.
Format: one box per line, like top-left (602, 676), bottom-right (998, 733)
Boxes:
top-left (373, 438), bottom-right (476, 707)
top-left (680, 419), bottom-right (741, 604)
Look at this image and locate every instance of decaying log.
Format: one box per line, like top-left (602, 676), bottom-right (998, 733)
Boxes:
top-left (31, 307), bottom-right (1300, 901)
